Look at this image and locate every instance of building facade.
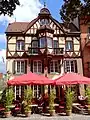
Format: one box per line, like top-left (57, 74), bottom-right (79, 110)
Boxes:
top-left (80, 17), bottom-right (90, 78)
top-left (6, 8), bottom-right (83, 99)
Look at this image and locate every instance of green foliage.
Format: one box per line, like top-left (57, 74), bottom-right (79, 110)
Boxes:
top-left (23, 87), bottom-right (33, 112)
top-left (60, 0), bottom-right (90, 24)
top-left (49, 88), bottom-right (56, 111)
top-left (2, 87), bottom-right (14, 112)
top-left (0, 0), bottom-right (20, 16)
top-left (85, 87), bottom-right (90, 105)
top-left (66, 88), bottom-right (74, 110)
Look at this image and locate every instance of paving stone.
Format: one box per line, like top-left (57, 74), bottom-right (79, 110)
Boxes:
top-left (0, 114), bottom-right (90, 120)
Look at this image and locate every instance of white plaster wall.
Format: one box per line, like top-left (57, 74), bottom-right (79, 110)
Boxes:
top-left (8, 37), bottom-right (16, 43)
top-left (6, 59), bottom-right (14, 74)
top-left (77, 58), bottom-right (83, 75)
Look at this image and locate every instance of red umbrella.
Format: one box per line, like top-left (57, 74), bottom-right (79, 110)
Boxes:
top-left (7, 72), bottom-right (55, 86)
top-left (55, 72), bottom-right (90, 85)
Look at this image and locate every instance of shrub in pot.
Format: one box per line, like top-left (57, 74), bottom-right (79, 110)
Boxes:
top-left (23, 87), bottom-right (33, 117)
top-left (2, 87), bottom-right (14, 118)
top-left (49, 88), bottom-right (56, 116)
top-left (66, 88), bottom-right (74, 116)
top-left (85, 87), bottom-right (90, 114)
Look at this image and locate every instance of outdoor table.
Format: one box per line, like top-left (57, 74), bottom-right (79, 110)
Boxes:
top-left (6, 104), bottom-right (15, 109)
top-left (29, 104), bottom-right (38, 114)
top-left (72, 103), bottom-right (86, 114)
top-left (72, 103), bottom-right (81, 106)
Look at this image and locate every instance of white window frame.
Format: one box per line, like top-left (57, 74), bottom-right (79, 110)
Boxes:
top-left (64, 60), bottom-right (75, 73)
top-left (50, 60), bottom-right (59, 73)
top-left (15, 60), bottom-right (25, 74)
top-left (33, 60), bottom-right (42, 73)
top-left (32, 40), bottom-right (38, 54)
top-left (16, 41), bottom-right (24, 51)
top-left (32, 85), bottom-right (41, 98)
top-left (15, 86), bottom-right (21, 99)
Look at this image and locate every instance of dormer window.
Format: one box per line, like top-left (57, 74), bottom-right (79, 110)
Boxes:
top-left (16, 41), bottom-right (24, 51)
top-left (40, 19), bottom-right (49, 25)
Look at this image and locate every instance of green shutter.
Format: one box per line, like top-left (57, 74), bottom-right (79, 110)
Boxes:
top-left (25, 60), bottom-right (27, 74)
top-left (75, 60), bottom-right (77, 73)
top-left (31, 60), bottom-right (33, 72)
top-left (42, 60), bottom-right (44, 73)
top-left (12, 60), bottom-right (15, 74)
top-left (58, 60), bottom-right (61, 73)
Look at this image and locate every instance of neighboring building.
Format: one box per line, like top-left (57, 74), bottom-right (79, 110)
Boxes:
top-left (80, 16), bottom-right (90, 78)
top-left (5, 8), bottom-right (83, 99)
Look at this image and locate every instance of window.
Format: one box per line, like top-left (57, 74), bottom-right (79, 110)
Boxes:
top-left (47, 37), bottom-right (52, 48)
top-left (16, 61), bottom-right (25, 74)
top-left (40, 37), bottom-right (46, 48)
top-left (88, 62), bottom-right (90, 71)
top-left (66, 41), bottom-right (73, 51)
top-left (53, 40), bottom-right (59, 54)
top-left (40, 19), bottom-right (49, 25)
top-left (33, 61), bottom-right (42, 73)
top-left (88, 27), bottom-right (90, 34)
top-left (16, 86), bottom-right (21, 99)
top-left (53, 40), bottom-right (58, 48)
top-left (31, 85), bottom-right (41, 98)
top-left (50, 61), bottom-right (59, 73)
top-left (64, 60), bottom-right (76, 73)
top-left (32, 41), bottom-right (38, 54)
top-left (16, 41), bottom-right (24, 51)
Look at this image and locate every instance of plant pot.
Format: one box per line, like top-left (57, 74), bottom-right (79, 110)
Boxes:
top-left (49, 110), bottom-right (55, 116)
top-left (88, 105), bottom-right (90, 114)
top-left (66, 110), bottom-right (72, 116)
top-left (4, 111), bottom-right (11, 118)
top-left (88, 109), bottom-right (90, 115)
top-left (25, 111), bottom-right (31, 117)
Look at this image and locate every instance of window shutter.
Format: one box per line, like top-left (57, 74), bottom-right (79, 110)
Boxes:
top-left (64, 61), bottom-right (66, 73)
top-left (58, 60), bottom-right (61, 73)
top-left (25, 60), bottom-right (27, 74)
top-left (48, 61), bottom-right (50, 73)
top-left (42, 60), bottom-right (44, 73)
top-left (31, 60), bottom-right (33, 72)
top-left (74, 60), bottom-right (77, 73)
top-left (12, 60), bottom-right (15, 74)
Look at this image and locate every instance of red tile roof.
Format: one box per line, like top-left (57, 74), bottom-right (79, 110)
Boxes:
top-left (5, 18), bottom-right (38, 33)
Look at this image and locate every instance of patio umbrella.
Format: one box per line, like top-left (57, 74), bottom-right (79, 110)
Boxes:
top-left (7, 72), bottom-right (55, 86)
top-left (55, 72), bottom-right (90, 85)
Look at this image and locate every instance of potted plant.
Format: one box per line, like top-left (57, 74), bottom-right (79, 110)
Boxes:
top-left (85, 87), bottom-right (90, 114)
top-left (3, 87), bottom-right (14, 118)
top-left (23, 87), bottom-right (33, 117)
top-left (49, 88), bottom-right (56, 116)
top-left (66, 88), bottom-right (74, 116)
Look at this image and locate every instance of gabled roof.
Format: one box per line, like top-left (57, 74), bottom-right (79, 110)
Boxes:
top-left (5, 17), bottom-right (38, 34)
top-left (5, 7), bottom-right (80, 34)
top-left (6, 22), bottom-right (29, 33)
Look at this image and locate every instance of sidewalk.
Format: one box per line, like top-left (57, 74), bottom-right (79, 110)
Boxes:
top-left (1, 114), bottom-right (90, 120)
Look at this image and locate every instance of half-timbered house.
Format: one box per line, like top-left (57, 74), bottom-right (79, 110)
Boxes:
top-left (5, 8), bottom-right (83, 99)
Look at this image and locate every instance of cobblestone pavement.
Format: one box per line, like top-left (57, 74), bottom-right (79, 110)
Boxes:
top-left (0, 114), bottom-right (90, 120)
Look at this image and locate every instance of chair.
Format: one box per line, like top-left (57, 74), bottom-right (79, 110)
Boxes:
top-left (0, 104), bottom-right (5, 117)
top-left (11, 103), bottom-right (21, 116)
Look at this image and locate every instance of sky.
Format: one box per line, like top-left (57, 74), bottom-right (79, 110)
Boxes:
top-left (0, 0), bottom-right (63, 74)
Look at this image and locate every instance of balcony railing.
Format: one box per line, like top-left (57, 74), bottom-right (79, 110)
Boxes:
top-left (28, 47), bottom-right (64, 55)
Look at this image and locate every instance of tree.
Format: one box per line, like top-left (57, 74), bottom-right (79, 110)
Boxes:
top-left (0, 0), bottom-right (20, 16)
top-left (60, 0), bottom-right (90, 24)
